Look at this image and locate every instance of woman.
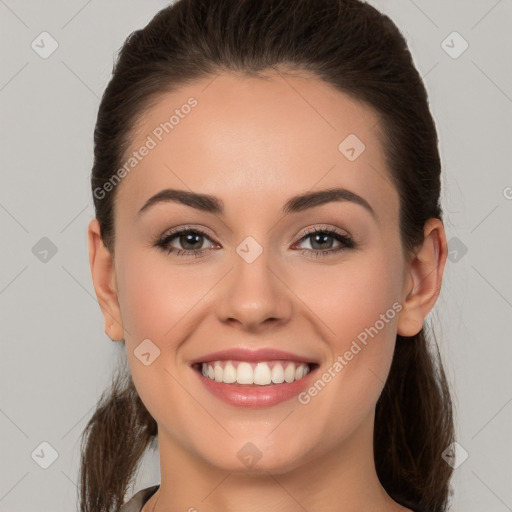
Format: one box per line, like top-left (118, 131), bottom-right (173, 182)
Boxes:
top-left (81, 0), bottom-right (455, 511)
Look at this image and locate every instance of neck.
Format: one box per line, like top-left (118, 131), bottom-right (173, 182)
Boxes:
top-left (145, 410), bottom-right (407, 512)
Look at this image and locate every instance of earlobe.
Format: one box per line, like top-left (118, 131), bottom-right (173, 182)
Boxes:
top-left (397, 218), bottom-right (447, 337)
top-left (87, 218), bottom-right (124, 341)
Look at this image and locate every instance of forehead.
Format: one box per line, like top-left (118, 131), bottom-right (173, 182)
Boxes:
top-left (116, 71), bottom-right (398, 225)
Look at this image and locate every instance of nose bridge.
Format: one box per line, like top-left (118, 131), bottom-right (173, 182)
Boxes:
top-left (215, 235), bottom-right (292, 329)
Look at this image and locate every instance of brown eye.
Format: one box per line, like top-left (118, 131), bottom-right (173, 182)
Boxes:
top-left (294, 228), bottom-right (354, 257)
top-left (155, 228), bottom-right (217, 257)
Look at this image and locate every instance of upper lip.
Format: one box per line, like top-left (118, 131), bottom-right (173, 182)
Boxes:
top-left (190, 347), bottom-right (319, 365)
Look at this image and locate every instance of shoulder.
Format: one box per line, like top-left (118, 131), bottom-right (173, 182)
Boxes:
top-left (119, 485), bottom-right (160, 512)
top-left (391, 497), bottom-right (432, 512)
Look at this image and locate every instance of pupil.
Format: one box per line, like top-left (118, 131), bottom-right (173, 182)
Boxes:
top-left (182, 233), bottom-right (202, 250)
top-left (312, 233), bottom-right (332, 250)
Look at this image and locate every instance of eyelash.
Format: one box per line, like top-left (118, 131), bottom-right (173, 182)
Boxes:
top-left (154, 226), bottom-right (354, 259)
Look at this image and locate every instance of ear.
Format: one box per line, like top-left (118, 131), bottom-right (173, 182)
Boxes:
top-left (87, 218), bottom-right (124, 341)
top-left (397, 218), bottom-right (448, 337)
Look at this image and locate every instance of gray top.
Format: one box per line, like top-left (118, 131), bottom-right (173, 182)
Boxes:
top-left (119, 485), bottom-right (160, 512)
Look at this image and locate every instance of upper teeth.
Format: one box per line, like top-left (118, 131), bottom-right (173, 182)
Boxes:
top-left (201, 360), bottom-right (311, 385)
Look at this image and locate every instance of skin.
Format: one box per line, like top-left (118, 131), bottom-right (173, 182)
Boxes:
top-left (88, 70), bottom-right (447, 512)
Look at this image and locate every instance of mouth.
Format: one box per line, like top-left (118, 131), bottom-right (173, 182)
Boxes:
top-left (191, 360), bottom-right (320, 386)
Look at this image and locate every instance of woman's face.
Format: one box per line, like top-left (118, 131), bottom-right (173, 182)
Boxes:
top-left (99, 71), bottom-right (417, 473)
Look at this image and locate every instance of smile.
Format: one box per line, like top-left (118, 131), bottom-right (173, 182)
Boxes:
top-left (192, 359), bottom-right (319, 408)
top-left (194, 360), bottom-right (315, 386)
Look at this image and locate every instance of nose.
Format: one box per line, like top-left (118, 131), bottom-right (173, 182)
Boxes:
top-left (215, 245), bottom-right (293, 332)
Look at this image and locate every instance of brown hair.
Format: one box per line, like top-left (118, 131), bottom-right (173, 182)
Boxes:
top-left (80, 0), bottom-right (455, 510)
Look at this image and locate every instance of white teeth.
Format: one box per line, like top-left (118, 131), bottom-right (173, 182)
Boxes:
top-left (271, 364), bottom-right (285, 384)
top-left (295, 365), bottom-right (306, 380)
top-left (237, 362), bottom-right (253, 384)
top-left (253, 362), bottom-right (272, 385)
top-left (223, 361), bottom-right (237, 383)
top-left (284, 362), bottom-right (296, 383)
top-left (214, 364), bottom-right (223, 382)
top-left (200, 360), bottom-right (312, 386)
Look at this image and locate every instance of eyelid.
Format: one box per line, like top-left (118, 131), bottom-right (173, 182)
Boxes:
top-left (159, 224), bottom-right (350, 245)
top-left (297, 224), bottom-right (349, 237)
top-left (160, 224), bottom-right (217, 241)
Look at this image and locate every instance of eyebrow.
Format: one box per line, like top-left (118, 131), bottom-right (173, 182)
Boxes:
top-left (137, 187), bottom-right (376, 219)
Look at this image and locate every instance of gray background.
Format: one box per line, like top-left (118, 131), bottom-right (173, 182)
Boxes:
top-left (0, 0), bottom-right (511, 510)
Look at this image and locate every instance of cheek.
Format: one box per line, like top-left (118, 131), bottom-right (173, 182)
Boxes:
top-left (296, 249), bottom-right (402, 410)
top-left (301, 251), bottom-right (402, 341)
top-left (289, 279), bottom-right (401, 461)
top-left (115, 248), bottom-right (209, 340)
top-left (113, 251), bottom-right (198, 427)
top-left (113, 249), bottom-right (219, 407)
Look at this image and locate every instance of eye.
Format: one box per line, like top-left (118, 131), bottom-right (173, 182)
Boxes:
top-left (293, 227), bottom-right (354, 257)
top-left (154, 225), bottom-right (354, 259)
top-left (154, 227), bottom-right (218, 258)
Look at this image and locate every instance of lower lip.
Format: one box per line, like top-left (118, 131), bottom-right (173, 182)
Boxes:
top-left (193, 365), bottom-right (318, 408)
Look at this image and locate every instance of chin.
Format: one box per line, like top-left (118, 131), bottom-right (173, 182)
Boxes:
top-left (198, 439), bottom-right (310, 475)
